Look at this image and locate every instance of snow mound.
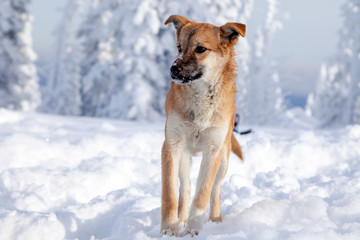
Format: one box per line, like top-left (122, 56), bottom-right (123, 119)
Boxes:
top-left (0, 108), bottom-right (360, 239)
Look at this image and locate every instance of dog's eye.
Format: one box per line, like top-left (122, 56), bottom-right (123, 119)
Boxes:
top-left (195, 46), bottom-right (207, 53)
top-left (177, 45), bottom-right (182, 53)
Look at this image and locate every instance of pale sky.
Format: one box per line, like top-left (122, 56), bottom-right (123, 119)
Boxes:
top-left (29, 0), bottom-right (345, 105)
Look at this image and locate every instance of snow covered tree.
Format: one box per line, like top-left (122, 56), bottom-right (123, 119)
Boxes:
top-left (340, 0), bottom-right (360, 125)
top-left (307, 0), bottom-right (360, 126)
top-left (0, 0), bottom-right (40, 111)
top-left (306, 63), bottom-right (348, 126)
top-left (77, 0), bottom-right (167, 120)
top-left (41, 0), bottom-right (83, 115)
top-left (98, 0), bottom-right (170, 120)
top-left (241, 0), bottom-right (284, 124)
top-left (77, 0), bottom-right (119, 117)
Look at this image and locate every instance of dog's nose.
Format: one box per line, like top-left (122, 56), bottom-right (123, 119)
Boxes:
top-left (170, 65), bottom-right (183, 77)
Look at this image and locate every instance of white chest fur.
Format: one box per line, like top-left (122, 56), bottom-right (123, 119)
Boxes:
top-left (183, 80), bottom-right (220, 128)
top-left (167, 81), bottom-right (229, 156)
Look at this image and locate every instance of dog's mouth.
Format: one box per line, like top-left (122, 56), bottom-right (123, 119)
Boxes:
top-left (171, 71), bottom-right (203, 85)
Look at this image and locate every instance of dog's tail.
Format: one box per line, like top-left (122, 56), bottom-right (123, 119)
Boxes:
top-left (231, 133), bottom-right (243, 161)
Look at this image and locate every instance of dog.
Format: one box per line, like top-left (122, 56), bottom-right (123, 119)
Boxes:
top-left (161, 15), bottom-right (246, 236)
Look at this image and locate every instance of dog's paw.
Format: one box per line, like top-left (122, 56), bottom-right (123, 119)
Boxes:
top-left (161, 228), bottom-right (178, 237)
top-left (186, 228), bottom-right (200, 237)
top-left (160, 222), bottom-right (179, 237)
top-left (185, 217), bottom-right (203, 236)
top-left (161, 217), bottom-right (179, 237)
top-left (185, 207), bottom-right (204, 236)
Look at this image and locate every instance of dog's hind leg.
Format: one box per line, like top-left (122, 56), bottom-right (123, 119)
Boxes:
top-left (209, 142), bottom-right (230, 222)
top-left (178, 154), bottom-right (192, 227)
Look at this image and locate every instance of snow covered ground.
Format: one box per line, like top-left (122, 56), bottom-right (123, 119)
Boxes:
top-left (0, 108), bottom-right (360, 240)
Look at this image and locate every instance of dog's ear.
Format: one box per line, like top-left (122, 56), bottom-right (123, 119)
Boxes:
top-left (164, 15), bottom-right (191, 35)
top-left (220, 22), bottom-right (246, 45)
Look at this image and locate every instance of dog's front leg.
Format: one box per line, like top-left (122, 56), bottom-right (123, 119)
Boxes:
top-left (161, 141), bottom-right (181, 236)
top-left (178, 153), bottom-right (191, 227)
top-left (186, 145), bottom-right (222, 236)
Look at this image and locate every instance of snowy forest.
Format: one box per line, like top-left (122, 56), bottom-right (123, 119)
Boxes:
top-left (0, 0), bottom-right (358, 127)
top-left (1, 0), bottom-right (360, 239)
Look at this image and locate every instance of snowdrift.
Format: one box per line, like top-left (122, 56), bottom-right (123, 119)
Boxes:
top-left (0, 108), bottom-right (359, 239)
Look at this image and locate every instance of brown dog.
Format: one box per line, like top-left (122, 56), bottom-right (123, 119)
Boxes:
top-left (161, 15), bottom-right (245, 236)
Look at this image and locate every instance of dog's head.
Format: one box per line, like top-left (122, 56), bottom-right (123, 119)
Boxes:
top-left (165, 15), bottom-right (246, 85)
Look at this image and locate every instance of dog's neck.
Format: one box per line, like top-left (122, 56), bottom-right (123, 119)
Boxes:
top-left (179, 59), bottom-right (237, 126)
top-left (185, 78), bottom-right (219, 99)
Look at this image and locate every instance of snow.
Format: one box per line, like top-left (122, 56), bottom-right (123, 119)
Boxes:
top-left (0, 108), bottom-right (360, 240)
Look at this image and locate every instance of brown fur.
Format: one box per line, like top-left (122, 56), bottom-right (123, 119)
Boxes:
top-left (161, 15), bottom-right (246, 236)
